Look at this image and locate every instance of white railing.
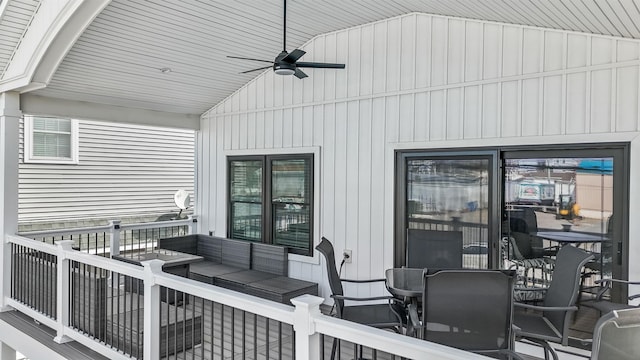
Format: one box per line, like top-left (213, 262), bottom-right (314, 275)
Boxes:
top-left (18, 216), bottom-right (198, 256)
top-left (4, 233), bottom-right (487, 360)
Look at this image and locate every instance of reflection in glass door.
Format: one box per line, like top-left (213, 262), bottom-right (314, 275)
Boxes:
top-left (502, 156), bottom-right (617, 293)
top-left (397, 153), bottom-right (497, 269)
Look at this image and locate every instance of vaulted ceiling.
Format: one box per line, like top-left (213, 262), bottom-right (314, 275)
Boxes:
top-left (2, 0), bottom-right (640, 119)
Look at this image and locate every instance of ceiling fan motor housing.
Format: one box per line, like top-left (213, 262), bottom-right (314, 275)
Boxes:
top-left (274, 62), bottom-right (295, 75)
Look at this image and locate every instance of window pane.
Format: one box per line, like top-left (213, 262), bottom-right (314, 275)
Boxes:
top-left (32, 133), bottom-right (71, 158)
top-left (406, 158), bottom-right (490, 269)
top-left (229, 160), bottom-right (263, 241)
top-left (271, 159), bottom-right (310, 203)
top-left (33, 117), bottom-right (71, 133)
top-left (272, 158), bottom-right (312, 253)
top-left (230, 161), bottom-right (262, 202)
top-left (231, 202), bottom-right (262, 241)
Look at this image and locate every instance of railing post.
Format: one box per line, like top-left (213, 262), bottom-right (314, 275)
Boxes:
top-left (188, 215), bottom-right (198, 235)
top-left (109, 220), bottom-right (121, 257)
top-left (53, 240), bottom-right (74, 344)
top-left (142, 259), bottom-right (163, 360)
top-left (291, 294), bottom-right (324, 360)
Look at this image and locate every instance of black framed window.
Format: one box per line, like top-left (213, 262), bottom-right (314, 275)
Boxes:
top-left (228, 154), bottom-right (313, 256)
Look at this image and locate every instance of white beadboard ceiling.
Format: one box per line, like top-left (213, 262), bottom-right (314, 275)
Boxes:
top-left (5, 0), bottom-right (640, 116)
top-left (0, 0), bottom-right (41, 77)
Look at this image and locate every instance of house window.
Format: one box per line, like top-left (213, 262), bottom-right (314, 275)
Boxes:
top-left (24, 116), bottom-right (79, 164)
top-left (228, 154), bottom-right (313, 256)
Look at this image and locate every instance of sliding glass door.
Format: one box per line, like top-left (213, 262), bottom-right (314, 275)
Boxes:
top-left (396, 144), bottom-right (629, 301)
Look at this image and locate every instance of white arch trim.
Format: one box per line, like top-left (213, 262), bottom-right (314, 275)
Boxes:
top-left (0, 0), bottom-right (110, 93)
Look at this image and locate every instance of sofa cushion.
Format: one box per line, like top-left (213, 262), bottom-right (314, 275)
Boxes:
top-left (219, 238), bottom-right (251, 269)
top-left (158, 234), bottom-right (199, 255)
top-left (196, 235), bottom-right (223, 262)
top-left (189, 262), bottom-right (243, 281)
top-left (251, 243), bottom-right (288, 276)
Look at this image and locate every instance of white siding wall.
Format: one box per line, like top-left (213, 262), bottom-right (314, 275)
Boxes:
top-left (19, 119), bottom-right (195, 223)
top-left (200, 13), bottom-right (640, 300)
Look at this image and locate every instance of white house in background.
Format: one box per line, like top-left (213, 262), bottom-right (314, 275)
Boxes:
top-left (18, 116), bottom-right (195, 231)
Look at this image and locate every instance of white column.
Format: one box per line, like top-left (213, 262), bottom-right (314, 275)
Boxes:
top-left (0, 342), bottom-right (16, 360)
top-left (142, 259), bottom-right (163, 360)
top-left (0, 92), bottom-right (20, 312)
top-left (291, 294), bottom-right (324, 360)
top-left (53, 240), bottom-right (74, 344)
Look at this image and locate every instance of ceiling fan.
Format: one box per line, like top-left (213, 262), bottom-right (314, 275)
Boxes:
top-left (228, 0), bottom-right (345, 79)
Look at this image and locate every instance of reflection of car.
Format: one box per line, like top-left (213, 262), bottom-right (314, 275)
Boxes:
top-left (462, 243), bottom-right (488, 254)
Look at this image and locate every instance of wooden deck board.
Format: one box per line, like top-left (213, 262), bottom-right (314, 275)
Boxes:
top-left (0, 310), bottom-right (110, 360)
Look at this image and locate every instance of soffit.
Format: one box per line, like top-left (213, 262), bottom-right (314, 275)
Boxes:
top-left (0, 0), bottom-right (41, 77)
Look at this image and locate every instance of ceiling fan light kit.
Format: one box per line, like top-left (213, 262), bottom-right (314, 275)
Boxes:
top-left (229, 0), bottom-right (345, 79)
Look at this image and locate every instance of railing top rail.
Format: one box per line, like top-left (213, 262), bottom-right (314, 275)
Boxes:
top-left (7, 234), bottom-right (145, 279)
top-left (154, 271), bottom-right (295, 325)
top-left (66, 251), bottom-right (145, 279)
top-left (18, 224), bottom-right (112, 238)
top-left (119, 218), bottom-right (193, 231)
top-left (7, 234), bottom-right (58, 255)
top-left (313, 315), bottom-right (491, 360)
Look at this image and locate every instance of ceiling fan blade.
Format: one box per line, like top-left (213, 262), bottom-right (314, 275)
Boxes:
top-left (296, 62), bottom-right (345, 69)
top-left (240, 66), bottom-right (272, 74)
top-left (282, 49), bottom-right (306, 63)
top-left (294, 68), bottom-right (308, 79)
top-left (227, 56), bottom-right (274, 64)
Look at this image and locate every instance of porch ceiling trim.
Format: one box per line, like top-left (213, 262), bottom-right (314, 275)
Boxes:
top-left (20, 93), bottom-right (200, 130)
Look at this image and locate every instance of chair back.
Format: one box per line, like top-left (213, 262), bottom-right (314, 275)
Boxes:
top-left (406, 229), bottom-right (463, 268)
top-left (422, 269), bottom-right (517, 353)
top-left (591, 308), bottom-right (640, 360)
top-left (543, 245), bottom-right (594, 334)
top-left (316, 237), bottom-right (345, 316)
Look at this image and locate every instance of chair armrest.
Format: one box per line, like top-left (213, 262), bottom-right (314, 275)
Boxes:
top-left (514, 286), bottom-right (548, 292)
top-left (331, 294), bottom-right (393, 302)
top-left (595, 278), bottom-right (640, 286)
top-left (341, 278), bottom-right (385, 284)
top-left (629, 294), bottom-right (640, 301)
top-left (515, 302), bottom-right (578, 312)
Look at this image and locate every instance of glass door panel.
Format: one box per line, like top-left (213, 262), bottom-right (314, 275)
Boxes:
top-left (399, 154), bottom-right (495, 269)
top-left (503, 156), bottom-right (615, 291)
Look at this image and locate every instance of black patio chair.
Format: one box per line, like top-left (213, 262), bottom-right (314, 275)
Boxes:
top-left (513, 245), bottom-right (594, 360)
top-left (581, 278), bottom-right (640, 315)
top-left (406, 229), bottom-right (463, 268)
top-left (590, 308), bottom-right (640, 360)
top-left (316, 237), bottom-right (406, 359)
top-left (418, 269), bottom-right (523, 359)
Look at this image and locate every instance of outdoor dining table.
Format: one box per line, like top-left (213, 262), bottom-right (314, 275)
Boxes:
top-left (534, 231), bottom-right (610, 246)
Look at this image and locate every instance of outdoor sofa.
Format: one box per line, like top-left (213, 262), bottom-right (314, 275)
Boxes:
top-left (159, 234), bottom-right (318, 304)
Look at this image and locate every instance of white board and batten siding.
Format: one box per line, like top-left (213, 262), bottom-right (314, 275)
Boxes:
top-left (19, 119), bottom-right (195, 224)
top-left (199, 13), bottom-right (640, 299)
